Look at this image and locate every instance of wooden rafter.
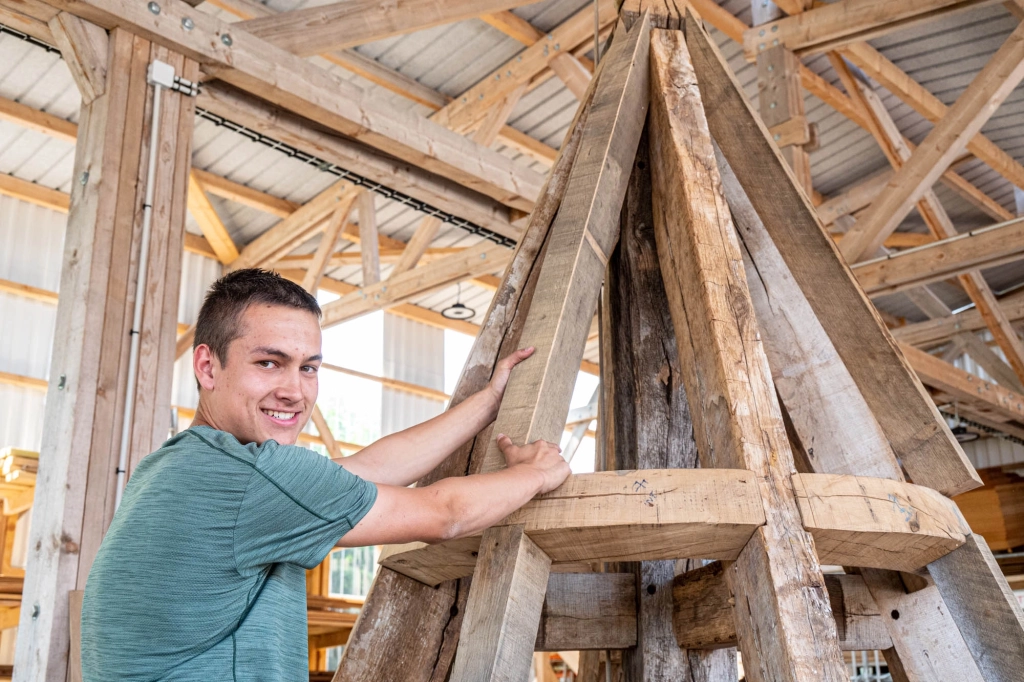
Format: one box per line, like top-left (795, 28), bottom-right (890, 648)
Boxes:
top-left (186, 172), bottom-right (239, 265)
top-left (237, 0), bottom-right (540, 57)
top-left (840, 22), bottom-right (1024, 262)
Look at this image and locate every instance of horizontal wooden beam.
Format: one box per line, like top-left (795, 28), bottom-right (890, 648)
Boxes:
top-left (893, 290), bottom-right (1024, 347)
top-left (535, 573), bottom-right (637, 651)
top-left (0, 172), bottom-right (69, 212)
top-left (744, 0), bottom-right (996, 58)
top-left (46, 0), bottom-right (546, 211)
top-left (792, 473), bottom-right (969, 571)
top-left (379, 469), bottom-right (969, 586)
top-left (0, 277), bottom-right (59, 305)
top-left (852, 218), bottom-right (1024, 296)
top-left (237, 0), bottom-right (538, 57)
top-left (380, 469), bottom-right (766, 586)
top-left (320, 362), bottom-right (449, 402)
top-left (673, 565), bottom-right (893, 652)
top-left (901, 342), bottom-right (1024, 422)
top-left (319, 241), bottom-right (513, 328)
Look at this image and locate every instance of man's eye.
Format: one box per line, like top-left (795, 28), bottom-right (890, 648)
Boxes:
top-left (302, 365), bottom-right (319, 374)
top-left (257, 360), bottom-right (275, 368)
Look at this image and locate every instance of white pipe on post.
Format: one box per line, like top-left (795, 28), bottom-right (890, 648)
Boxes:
top-left (114, 61), bottom-right (172, 510)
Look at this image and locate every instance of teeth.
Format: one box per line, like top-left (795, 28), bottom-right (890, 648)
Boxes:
top-left (264, 409), bottom-right (296, 420)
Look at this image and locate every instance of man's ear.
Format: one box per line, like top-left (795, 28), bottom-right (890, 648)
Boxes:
top-left (193, 344), bottom-right (219, 392)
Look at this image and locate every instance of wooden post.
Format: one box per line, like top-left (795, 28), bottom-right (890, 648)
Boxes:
top-left (607, 132), bottom-right (735, 682)
top-left (334, 41), bottom-right (604, 682)
top-left (14, 26), bottom-right (197, 682)
top-left (648, 28), bottom-right (846, 682)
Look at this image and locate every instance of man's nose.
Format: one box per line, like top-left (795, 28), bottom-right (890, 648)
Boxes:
top-left (274, 370), bottom-right (304, 402)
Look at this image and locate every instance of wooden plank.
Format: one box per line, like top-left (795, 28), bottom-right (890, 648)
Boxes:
top-left (0, 277), bottom-right (59, 305)
top-left (380, 468), bottom-right (766, 586)
top-left (744, 0), bottom-right (995, 58)
top-left (481, 10), bottom-right (544, 44)
top-left (893, 290), bottom-right (1024, 347)
top-left (902, 342), bottom-right (1024, 421)
top-left (388, 218), bottom-right (443, 279)
top-left (852, 218), bottom-right (1024, 296)
top-left (756, 46), bottom-right (811, 194)
top-left (0, 172), bottom-right (70, 212)
top-left (237, 0), bottom-right (539, 57)
top-left (535, 573), bottom-right (637, 651)
top-left (319, 241), bottom-right (512, 328)
top-left (190, 168), bottom-right (300, 219)
top-left (335, 59), bottom-right (602, 682)
top-left (448, 525), bottom-right (552, 682)
top-left (0, 95), bottom-right (78, 143)
top-left (840, 21), bottom-right (1024, 262)
top-left (48, 0), bottom-right (546, 212)
top-left (356, 191), bottom-right (381, 286)
top-left (844, 40), bottom-right (1024, 197)
top-left (927, 533), bottom-right (1024, 680)
top-left (959, 272), bottom-right (1024, 387)
top-left (195, 83), bottom-right (521, 238)
top-left (479, 15), bottom-right (651, 473)
top-left (792, 473), bottom-right (968, 570)
top-left (300, 193), bottom-right (357, 293)
top-left (549, 53), bottom-right (593, 100)
top-left (431, 0), bottom-right (618, 135)
top-left (651, 25), bottom-right (846, 682)
top-left (186, 171), bottom-right (239, 265)
top-left (48, 13), bottom-right (108, 105)
top-left (227, 181), bottom-right (357, 272)
top-left (0, 1), bottom-right (55, 43)
top-left (686, 13), bottom-right (980, 497)
top-left (673, 566), bottom-right (893, 652)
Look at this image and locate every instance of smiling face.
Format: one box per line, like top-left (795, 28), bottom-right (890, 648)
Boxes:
top-left (192, 303), bottom-right (323, 446)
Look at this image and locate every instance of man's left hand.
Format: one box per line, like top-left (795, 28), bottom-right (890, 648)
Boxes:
top-left (487, 347), bottom-right (535, 408)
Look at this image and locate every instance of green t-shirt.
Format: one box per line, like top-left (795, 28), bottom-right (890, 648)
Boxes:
top-left (81, 425), bottom-right (378, 681)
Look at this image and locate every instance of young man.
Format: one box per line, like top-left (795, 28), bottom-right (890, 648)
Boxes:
top-left (81, 269), bottom-right (570, 681)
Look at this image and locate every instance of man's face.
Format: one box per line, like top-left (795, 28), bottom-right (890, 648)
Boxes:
top-left (194, 303), bottom-right (322, 446)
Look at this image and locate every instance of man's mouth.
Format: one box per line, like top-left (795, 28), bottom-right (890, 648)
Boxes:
top-left (261, 408), bottom-right (299, 423)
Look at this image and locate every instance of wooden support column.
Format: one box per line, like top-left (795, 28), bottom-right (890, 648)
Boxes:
top-left (648, 27), bottom-right (845, 682)
top-left (608, 131), bottom-right (735, 681)
top-left (15, 26), bottom-right (197, 682)
top-left (334, 39), bottom-right (604, 682)
top-left (713, 76), bottom-right (1024, 682)
top-left (756, 46), bottom-right (812, 196)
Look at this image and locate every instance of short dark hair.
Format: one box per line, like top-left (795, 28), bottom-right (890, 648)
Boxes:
top-left (194, 269), bottom-right (321, 364)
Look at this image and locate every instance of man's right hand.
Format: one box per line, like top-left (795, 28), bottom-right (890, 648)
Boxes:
top-left (496, 434), bottom-right (571, 494)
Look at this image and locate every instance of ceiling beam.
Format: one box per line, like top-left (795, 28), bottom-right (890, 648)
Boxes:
top-left (892, 289), bottom-right (1024, 347)
top-left (852, 218), bottom-right (1024, 295)
top-left (42, 0), bottom-right (546, 212)
top-left (0, 172), bottom-right (69, 212)
top-left (186, 171), bottom-right (240, 265)
top-left (430, 0), bottom-right (617, 135)
top-left (237, 0), bottom-right (540, 57)
top-left (843, 40), bottom-right (1024, 197)
top-left (744, 0), bottom-right (997, 58)
top-left (840, 22), bottom-right (1024, 263)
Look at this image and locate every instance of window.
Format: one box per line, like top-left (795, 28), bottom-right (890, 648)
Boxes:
top-left (329, 545), bottom-right (379, 598)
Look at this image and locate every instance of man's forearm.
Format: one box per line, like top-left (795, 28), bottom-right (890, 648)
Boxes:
top-left (337, 387), bottom-right (499, 486)
top-left (428, 463), bottom-right (547, 541)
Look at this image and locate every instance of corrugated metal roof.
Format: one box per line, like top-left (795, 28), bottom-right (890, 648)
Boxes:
top-left (0, 0), bottom-right (1022, 355)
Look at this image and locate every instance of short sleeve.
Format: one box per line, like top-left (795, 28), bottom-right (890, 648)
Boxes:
top-left (233, 442), bottom-right (377, 575)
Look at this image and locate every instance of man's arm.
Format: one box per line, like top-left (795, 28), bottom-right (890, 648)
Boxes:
top-left (339, 434), bottom-right (569, 546)
top-left (335, 348), bottom-right (534, 487)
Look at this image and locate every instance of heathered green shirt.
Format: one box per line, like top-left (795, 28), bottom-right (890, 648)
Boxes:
top-left (81, 425), bottom-right (378, 682)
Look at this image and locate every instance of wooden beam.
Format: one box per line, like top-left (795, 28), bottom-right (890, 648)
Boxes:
top-left (380, 469), bottom-right (766, 586)
top-left (840, 22), bottom-right (1024, 262)
top-left (893, 290), bottom-right (1024, 347)
top-left (549, 53), bottom-right (593, 100)
top-left (356, 191), bottom-right (380, 286)
top-left (300, 192), bottom-right (359, 294)
top-left (0, 95), bottom-right (77, 143)
top-left (757, 45), bottom-right (812, 195)
top-left (673, 567), bottom-right (894, 652)
top-left (0, 172), bottom-right (70, 212)
top-left (535, 573), bottom-right (637, 651)
top-left (309, 406), bottom-right (342, 459)
top-left (237, 0), bottom-right (539, 57)
top-left (202, 0), bottom-right (557, 166)
top-left (0, 277), bottom-right (59, 305)
top-left (196, 83), bottom-right (522, 239)
top-left (652, 25), bottom-right (846, 681)
top-left (844, 40), bottom-right (1024, 197)
top-left (744, 0), bottom-right (994, 58)
top-left (189, 168), bottom-right (300, 219)
top-left (481, 10), bottom-right (544, 44)
top-left (478, 16), bottom-right (650, 474)
top-left (448, 525), bottom-right (551, 682)
top-left (431, 0), bottom-right (618, 136)
top-left (793, 473), bottom-right (969, 571)
top-left (688, 11), bottom-right (980, 497)
top-left (902, 342), bottom-right (1024, 422)
top-left (186, 171), bottom-right (239, 265)
top-left (319, 241), bottom-right (512, 328)
top-left (47, 0), bottom-right (545, 212)
top-left (47, 12), bottom-right (107, 105)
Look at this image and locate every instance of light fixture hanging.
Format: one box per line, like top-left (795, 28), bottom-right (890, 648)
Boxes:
top-left (441, 282), bottom-right (476, 320)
